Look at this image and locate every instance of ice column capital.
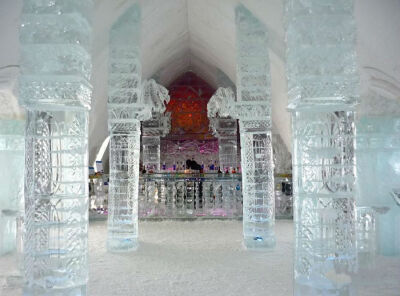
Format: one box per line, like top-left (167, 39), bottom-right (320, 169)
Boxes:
top-left (19, 0), bottom-right (93, 110)
top-left (142, 112), bottom-right (171, 137)
top-left (209, 117), bottom-right (237, 138)
top-left (285, 0), bottom-right (359, 111)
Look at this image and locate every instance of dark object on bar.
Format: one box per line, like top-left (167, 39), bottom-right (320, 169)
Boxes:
top-left (186, 159), bottom-right (202, 171)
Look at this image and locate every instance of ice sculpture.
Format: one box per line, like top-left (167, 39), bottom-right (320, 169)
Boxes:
top-left (234, 5), bottom-right (275, 249)
top-left (107, 4), bottom-right (151, 252)
top-left (19, 0), bottom-right (93, 294)
top-left (286, 0), bottom-right (359, 294)
top-left (208, 117), bottom-right (237, 172)
top-left (142, 79), bottom-right (171, 172)
top-left (0, 120), bottom-right (24, 256)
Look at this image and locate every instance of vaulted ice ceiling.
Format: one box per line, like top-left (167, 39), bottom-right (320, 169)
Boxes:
top-left (1, 0), bottom-right (400, 164)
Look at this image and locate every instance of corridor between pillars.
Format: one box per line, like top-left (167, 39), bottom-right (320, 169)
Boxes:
top-left (235, 5), bottom-right (275, 249)
top-left (286, 0), bottom-right (359, 294)
top-left (19, 0), bottom-right (93, 295)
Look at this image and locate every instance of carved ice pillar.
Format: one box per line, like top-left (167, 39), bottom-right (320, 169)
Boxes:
top-left (107, 5), bottom-right (151, 252)
top-left (142, 112), bottom-right (170, 172)
top-left (19, 1), bottom-right (93, 294)
top-left (209, 118), bottom-right (237, 172)
top-left (141, 80), bottom-right (171, 172)
top-left (286, 1), bottom-right (359, 294)
top-left (235, 5), bottom-right (275, 249)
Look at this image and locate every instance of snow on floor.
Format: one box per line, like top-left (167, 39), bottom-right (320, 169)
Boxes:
top-left (1, 220), bottom-right (400, 296)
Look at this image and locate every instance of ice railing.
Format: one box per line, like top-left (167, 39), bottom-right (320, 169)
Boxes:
top-left (89, 173), bottom-right (293, 219)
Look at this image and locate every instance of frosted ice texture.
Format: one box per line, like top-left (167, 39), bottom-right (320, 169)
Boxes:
top-left (0, 120), bottom-right (24, 256)
top-left (141, 80), bottom-right (171, 171)
top-left (19, 0), bottom-right (93, 294)
top-left (107, 4), bottom-right (149, 252)
top-left (356, 116), bottom-right (400, 256)
top-left (286, 0), bottom-right (359, 294)
top-left (235, 4), bottom-right (275, 249)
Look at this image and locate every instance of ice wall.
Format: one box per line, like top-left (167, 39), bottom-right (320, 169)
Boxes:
top-left (356, 102), bottom-right (400, 256)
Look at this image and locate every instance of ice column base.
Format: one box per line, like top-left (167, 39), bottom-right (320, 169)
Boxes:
top-left (23, 284), bottom-right (87, 296)
top-left (243, 219), bottom-right (276, 250)
top-left (107, 237), bottom-right (139, 253)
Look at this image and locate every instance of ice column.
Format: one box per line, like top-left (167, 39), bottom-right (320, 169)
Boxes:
top-left (19, 1), bottom-right (93, 294)
top-left (209, 118), bottom-right (237, 172)
top-left (235, 5), bottom-right (275, 249)
top-left (0, 120), bottom-right (24, 256)
top-left (142, 80), bottom-right (171, 172)
top-left (286, 0), bottom-right (359, 294)
top-left (107, 5), bottom-right (151, 252)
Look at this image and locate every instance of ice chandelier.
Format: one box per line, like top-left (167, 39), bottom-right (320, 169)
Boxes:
top-left (286, 0), bottom-right (359, 294)
top-left (19, 0), bottom-right (93, 294)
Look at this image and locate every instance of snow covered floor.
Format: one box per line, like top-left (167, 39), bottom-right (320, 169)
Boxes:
top-left (1, 220), bottom-right (400, 295)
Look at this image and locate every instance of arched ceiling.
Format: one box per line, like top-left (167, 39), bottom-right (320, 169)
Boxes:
top-left (88, 0), bottom-right (289, 163)
top-left (0, 0), bottom-right (399, 164)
